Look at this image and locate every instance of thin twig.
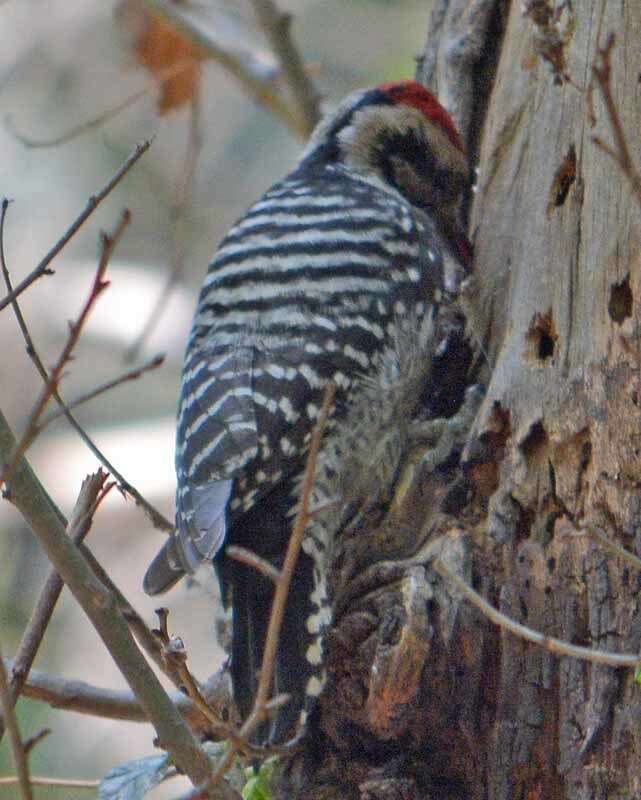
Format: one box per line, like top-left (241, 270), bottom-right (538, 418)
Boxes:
top-left (177, 669), bottom-right (249, 755)
top-left (178, 668), bottom-right (279, 759)
top-left (7, 472), bottom-right (112, 712)
top-left (434, 558), bottom-right (640, 668)
top-left (0, 139), bottom-right (151, 311)
top-left (0, 642), bottom-right (32, 800)
top-left (0, 776), bottom-right (98, 789)
top-left (29, 729), bottom-right (54, 756)
top-left (0, 198), bottom-right (172, 532)
top-left (180, 382), bottom-right (336, 800)
top-left (152, 619), bottom-right (260, 757)
top-left (590, 33), bottom-right (641, 206)
top-left (142, 0), bottom-right (303, 135)
top-left (139, 0), bottom-right (278, 84)
top-left (250, 0), bottom-right (321, 137)
top-left (23, 728), bottom-right (50, 755)
top-left (226, 546), bottom-right (281, 583)
top-left (580, 523), bottom-right (641, 573)
top-left (0, 210), bottom-right (131, 488)
top-left (0, 423), bottom-right (215, 791)
top-left (250, 382), bottom-right (335, 716)
top-left (36, 354), bottom-right (165, 431)
top-left (81, 552), bottom-right (183, 689)
top-left (5, 89), bottom-right (149, 149)
top-left (4, 61), bottom-right (194, 149)
top-left (126, 87), bottom-right (203, 362)
top-left (3, 658), bottom-right (230, 734)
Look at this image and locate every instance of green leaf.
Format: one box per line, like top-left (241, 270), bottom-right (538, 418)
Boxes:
top-left (242, 759), bottom-right (276, 800)
top-left (634, 663), bottom-right (641, 686)
top-left (242, 774), bottom-right (271, 800)
top-left (99, 753), bottom-right (172, 800)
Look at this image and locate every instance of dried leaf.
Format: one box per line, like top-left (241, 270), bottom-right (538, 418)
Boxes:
top-left (118, 0), bottom-right (203, 113)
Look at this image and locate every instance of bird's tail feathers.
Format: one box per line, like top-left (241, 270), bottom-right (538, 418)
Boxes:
top-left (143, 479), bottom-right (232, 596)
top-left (230, 550), bottom-right (324, 743)
top-left (143, 536), bottom-right (187, 595)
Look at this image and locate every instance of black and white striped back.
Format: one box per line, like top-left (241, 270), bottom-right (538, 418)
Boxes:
top-left (171, 160), bottom-right (446, 737)
top-left (142, 80), bottom-right (474, 745)
top-left (178, 162), bottom-right (441, 505)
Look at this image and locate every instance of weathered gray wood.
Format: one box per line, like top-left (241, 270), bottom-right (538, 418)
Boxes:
top-left (470, 1), bottom-right (641, 798)
top-left (281, 2), bottom-right (641, 798)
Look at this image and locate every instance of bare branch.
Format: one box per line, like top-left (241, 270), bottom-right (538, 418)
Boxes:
top-left (126, 89), bottom-right (203, 361)
top-left (7, 472), bottom-right (111, 714)
top-left (4, 61), bottom-right (194, 149)
top-left (80, 552), bottom-right (183, 689)
top-left (178, 669), bottom-right (253, 756)
top-left (3, 658), bottom-right (232, 734)
top-left (0, 426), bottom-right (213, 790)
top-left (0, 199), bottom-right (172, 532)
top-left (250, 0), bottom-right (321, 137)
top-left (5, 89), bottom-right (149, 149)
top-left (226, 546), bottom-right (281, 583)
top-left (0, 642), bottom-right (32, 800)
top-left (434, 557), bottom-right (640, 668)
top-left (23, 728), bottom-right (51, 756)
top-left (0, 139), bottom-right (151, 311)
top-left (151, 607), bottom-right (187, 688)
top-left (0, 776), bottom-right (98, 790)
top-left (0, 210), bottom-right (131, 487)
top-left (138, 0), bottom-right (278, 82)
top-left (141, 0), bottom-right (304, 136)
top-left (36, 354), bottom-right (165, 431)
top-left (152, 614), bottom-right (265, 757)
top-left (590, 33), bottom-right (641, 206)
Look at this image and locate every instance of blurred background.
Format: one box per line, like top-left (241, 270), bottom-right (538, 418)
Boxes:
top-left (0, 0), bottom-right (430, 795)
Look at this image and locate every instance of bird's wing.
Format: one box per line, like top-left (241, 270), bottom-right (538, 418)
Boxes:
top-left (144, 344), bottom-right (258, 594)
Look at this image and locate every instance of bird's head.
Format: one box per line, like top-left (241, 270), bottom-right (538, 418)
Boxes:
top-left (301, 80), bottom-right (469, 215)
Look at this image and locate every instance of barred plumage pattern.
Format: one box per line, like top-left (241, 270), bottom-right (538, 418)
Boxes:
top-left (180, 168), bottom-right (443, 735)
top-left (144, 81), bottom-right (471, 742)
top-left (178, 164), bottom-right (439, 500)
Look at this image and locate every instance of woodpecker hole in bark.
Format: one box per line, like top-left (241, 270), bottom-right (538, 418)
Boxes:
top-left (546, 144), bottom-right (576, 216)
top-left (525, 310), bottom-right (557, 361)
top-left (465, 401), bottom-right (511, 497)
top-left (608, 274), bottom-right (632, 323)
top-left (520, 420), bottom-right (548, 460)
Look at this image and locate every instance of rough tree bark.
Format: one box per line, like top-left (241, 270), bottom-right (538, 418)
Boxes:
top-left (283, 1), bottom-right (641, 799)
top-left (467, 1), bottom-right (641, 797)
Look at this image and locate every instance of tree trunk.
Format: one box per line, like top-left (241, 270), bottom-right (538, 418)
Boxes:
top-left (282, 2), bottom-right (641, 798)
top-left (468, 1), bottom-right (641, 797)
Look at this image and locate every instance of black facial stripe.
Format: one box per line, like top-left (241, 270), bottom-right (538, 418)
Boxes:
top-left (301, 89), bottom-right (393, 168)
top-left (378, 130), bottom-right (466, 209)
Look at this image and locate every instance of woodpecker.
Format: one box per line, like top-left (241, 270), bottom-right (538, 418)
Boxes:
top-left (144, 80), bottom-right (473, 742)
